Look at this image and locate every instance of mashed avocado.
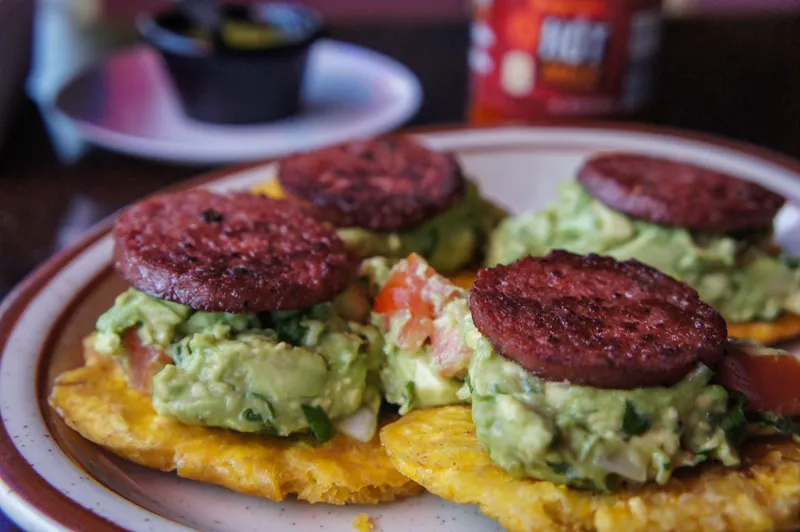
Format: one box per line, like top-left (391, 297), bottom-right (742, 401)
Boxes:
top-left (340, 181), bottom-right (506, 274)
top-left (488, 182), bottom-right (800, 323)
top-left (94, 289), bottom-right (194, 353)
top-left (466, 318), bottom-right (743, 490)
top-left (377, 300), bottom-right (471, 414)
top-left (94, 287), bottom-right (383, 441)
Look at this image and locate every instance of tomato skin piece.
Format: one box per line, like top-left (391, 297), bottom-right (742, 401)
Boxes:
top-left (717, 353), bottom-right (800, 417)
top-left (122, 329), bottom-right (171, 394)
top-left (373, 254), bottom-right (436, 318)
top-left (373, 254), bottom-right (438, 350)
top-left (431, 320), bottom-right (472, 378)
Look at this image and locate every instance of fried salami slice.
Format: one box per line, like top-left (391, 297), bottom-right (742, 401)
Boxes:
top-left (113, 189), bottom-right (353, 312)
top-left (278, 137), bottom-right (466, 231)
top-left (578, 153), bottom-right (785, 232)
top-left (469, 250), bottom-right (727, 389)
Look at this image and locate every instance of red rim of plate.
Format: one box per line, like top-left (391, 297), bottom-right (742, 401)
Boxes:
top-left (1, 123), bottom-right (799, 531)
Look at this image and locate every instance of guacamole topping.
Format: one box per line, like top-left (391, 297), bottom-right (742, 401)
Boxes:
top-left (466, 318), bottom-right (742, 490)
top-left (94, 287), bottom-right (383, 441)
top-left (340, 180), bottom-right (506, 274)
top-left (376, 299), bottom-right (471, 414)
top-left (488, 181), bottom-right (800, 322)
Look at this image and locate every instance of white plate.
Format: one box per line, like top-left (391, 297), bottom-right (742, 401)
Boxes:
top-left (54, 40), bottom-right (422, 165)
top-left (2, 125), bottom-right (800, 532)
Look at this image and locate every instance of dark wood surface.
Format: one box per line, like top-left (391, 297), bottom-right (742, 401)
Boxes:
top-left (1, 15), bottom-right (799, 532)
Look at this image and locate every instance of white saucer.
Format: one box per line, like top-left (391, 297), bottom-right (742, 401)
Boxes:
top-left (55, 40), bottom-right (422, 165)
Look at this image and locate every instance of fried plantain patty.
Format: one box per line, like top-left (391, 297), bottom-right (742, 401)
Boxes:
top-left (381, 406), bottom-right (800, 532)
top-left (49, 342), bottom-right (423, 505)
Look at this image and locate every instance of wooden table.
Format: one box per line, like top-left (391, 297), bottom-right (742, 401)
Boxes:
top-left (1, 14), bottom-right (799, 532)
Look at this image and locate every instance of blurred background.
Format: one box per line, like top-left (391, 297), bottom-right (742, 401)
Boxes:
top-left (0, 0), bottom-right (799, 295)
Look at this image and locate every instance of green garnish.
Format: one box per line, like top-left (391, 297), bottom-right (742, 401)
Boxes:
top-left (241, 408), bottom-right (263, 423)
top-left (403, 381), bottom-right (416, 410)
top-left (249, 392), bottom-right (276, 419)
top-left (720, 410), bottom-right (747, 444)
top-left (275, 319), bottom-right (308, 345)
top-left (241, 405), bottom-right (278, 434)
top-left (302, 405), bottom-right (335, 442)
top-left (719, 394), bottom-right (748, 445)
top-left (687, 453), bottom-right (707, 466)
top-left (169, 342), bottom-right (186, 364)
top-left (622, 400), bottom-right (651, 437)
top-left (757, 411), bottom-right (800, 436)
top-left (547, 462), bottom-right (569, 475)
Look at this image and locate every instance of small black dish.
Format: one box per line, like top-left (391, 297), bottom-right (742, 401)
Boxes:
top-left (138, 3), bottom-right (324, 125)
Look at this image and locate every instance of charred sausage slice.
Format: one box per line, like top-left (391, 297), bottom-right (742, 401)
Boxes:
top-left (469, 250), bottom-right (728, 389)
top-left (278, 137), bottom-right (465, 231)
top-left (113, 189), bottom-right (353, 312)
top-left (578, 153), bottom-right (785, 232)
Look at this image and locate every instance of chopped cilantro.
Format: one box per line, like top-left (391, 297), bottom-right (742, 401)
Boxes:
top-left (302, 405), bottom-right (335, 442)
top-left (169, 341), bottom-right (187, 365)
top-left (241, 405), bottom-right (278, 434)
top-left (275, 319), bottom-right (308, 345)
top-left (622, 400), bottom-right (651, 437)
top-left (249, 392), bottom-right (276, 419)
top-left (547, 462), bottom-right (570, 475)
top-left (757, 411), bottom-right (800, 436)
top-left (241, 408), bottom-right (263, 423)
top-left (719, 394), bottom-right (748, 445)
top-left (403, 381), bottom-right (416, 410)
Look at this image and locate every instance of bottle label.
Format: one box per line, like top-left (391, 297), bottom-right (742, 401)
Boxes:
top-left (470, 0), bottom-right (662, 119)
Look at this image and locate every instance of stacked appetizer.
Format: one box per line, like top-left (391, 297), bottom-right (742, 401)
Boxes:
top-left (253, 136), bottom-right (505, 274)
top-left (488, 154), bottom-right (800, 344)
top-left (381, 251), bottom-right (800, 531)
top-left (49, 189), bottom-right (420, 504)
top-left (47, 136), bottom-right (800, 530)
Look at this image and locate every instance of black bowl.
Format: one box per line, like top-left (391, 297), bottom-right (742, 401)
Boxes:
top-left (138, 3), bottom-right (324, 124)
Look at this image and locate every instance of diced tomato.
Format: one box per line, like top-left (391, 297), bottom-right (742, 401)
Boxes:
top-left (123, 329), bottom-right (171, 394)
top-left (373, 253), bottom-right (437, 319)
top-left (431, 320), bottom-right (472, 378)
top-left (717, 352), bottom-right (800, 417)
top-left (373, 254), bottom-right (469, 373)
top-left (397, 315), bottom-right (435, 353)
top-left (373, 254), bottom-right (439, 352)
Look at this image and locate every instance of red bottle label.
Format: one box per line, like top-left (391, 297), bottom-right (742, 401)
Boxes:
top-left (470, 0), bottom-right (662, 120)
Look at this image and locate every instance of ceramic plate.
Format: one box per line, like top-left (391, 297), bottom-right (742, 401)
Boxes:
top-left (2, 125), bottom-right (800, 532)
top-left (54, 40), bottom-right (422, 165)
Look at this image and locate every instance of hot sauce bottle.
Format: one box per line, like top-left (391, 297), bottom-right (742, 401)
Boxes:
top-left (469, 0), bottom-right (663, 124)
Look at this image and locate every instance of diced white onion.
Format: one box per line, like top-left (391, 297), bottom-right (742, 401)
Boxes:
top-left (334, 406), bottom-right (378, 443)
